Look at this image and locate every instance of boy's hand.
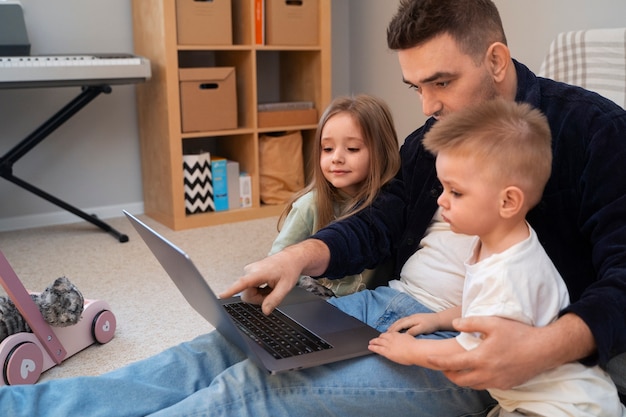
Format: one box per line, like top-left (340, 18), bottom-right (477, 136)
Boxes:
top-left (369, 331), bottom-right (420, 365)
top-left (387, 313), bottom-right (442, 335)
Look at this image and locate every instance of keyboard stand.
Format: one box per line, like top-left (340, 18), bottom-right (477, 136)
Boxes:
top-left (0, 84), bottom-right (129, 243)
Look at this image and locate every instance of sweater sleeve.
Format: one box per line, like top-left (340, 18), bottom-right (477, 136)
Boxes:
top-left (517, 60), bottom-right (626, 366)
top-left (312, 177), bottom-right (408, 278)
top-left (558, 108), bottom-right (626, 366)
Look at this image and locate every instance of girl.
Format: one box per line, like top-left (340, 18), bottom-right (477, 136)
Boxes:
top-left (268, 94), bottom-right (401, 297)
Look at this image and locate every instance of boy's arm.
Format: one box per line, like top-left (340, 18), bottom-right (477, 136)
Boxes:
top-left (434, 305), bottom-right (462, 330)
top-left (388, 305), bottom-right (462, 335)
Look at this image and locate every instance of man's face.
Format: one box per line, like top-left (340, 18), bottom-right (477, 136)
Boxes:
top-left (397, 34), bottom-right (499, 120)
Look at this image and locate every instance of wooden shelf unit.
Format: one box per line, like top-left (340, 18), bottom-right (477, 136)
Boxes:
top-left (131, 0), bottom-right (331, 230)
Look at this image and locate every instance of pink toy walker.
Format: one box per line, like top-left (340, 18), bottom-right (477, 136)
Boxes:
top-left (0, 250), bottom-right (116, 385)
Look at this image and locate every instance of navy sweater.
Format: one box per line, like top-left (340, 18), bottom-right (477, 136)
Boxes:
top-left (314, 60), bottom-right (626, 367)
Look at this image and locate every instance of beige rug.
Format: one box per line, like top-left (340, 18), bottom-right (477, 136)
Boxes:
top-left (0, 214), bottom-right (278, 382)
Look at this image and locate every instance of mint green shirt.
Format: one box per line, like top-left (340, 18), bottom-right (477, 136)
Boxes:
top-left (269, 191), bottom-right (377, 296)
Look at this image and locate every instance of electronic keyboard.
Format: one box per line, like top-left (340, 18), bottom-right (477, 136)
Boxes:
top-left (0, 53), bottom-right (151, 242)
top-left (0, 53), bottom-right (151, 88)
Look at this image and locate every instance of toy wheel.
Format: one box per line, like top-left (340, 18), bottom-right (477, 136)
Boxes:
top-left (92, 310), bottom-right (116, 344)
top-left (3, 342), bottom-right (44, 385)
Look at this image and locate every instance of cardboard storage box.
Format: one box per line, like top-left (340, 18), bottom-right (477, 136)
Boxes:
top-left (266, 0), bottom-right (319, 46)
top-left (258, 108), bottom-right (317, 128)
top-left (176, 0), bottom-right (232, 45)
top-left (179, 67), bottom-right (238, 132)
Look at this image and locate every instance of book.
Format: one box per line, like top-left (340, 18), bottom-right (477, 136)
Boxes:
top-left (254, 0), bottom-right (264, 45)
top-left (257, 101), bottom-right (314, 112)
top-left (227, 160), bottom-right (240, 210)
top-left (211, 156), bottom-right (228, 211)
top-left (239, 172), bottom-right (252, 208)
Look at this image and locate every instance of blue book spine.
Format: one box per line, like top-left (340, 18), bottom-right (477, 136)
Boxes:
top-left (211, 157), bottom-right (228, 211)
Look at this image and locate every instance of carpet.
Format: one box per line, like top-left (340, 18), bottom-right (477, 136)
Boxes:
top-left (0, 214), bottom-right (278, 382)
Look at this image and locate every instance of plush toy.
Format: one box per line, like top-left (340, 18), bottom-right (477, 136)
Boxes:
top-left (0, 276), bottom-right (84, 343)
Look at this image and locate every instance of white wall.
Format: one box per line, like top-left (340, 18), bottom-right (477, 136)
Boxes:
top-left (2, 0), bottom-right (626, 231)
top-left (334, 1), bottom-right (419, 140)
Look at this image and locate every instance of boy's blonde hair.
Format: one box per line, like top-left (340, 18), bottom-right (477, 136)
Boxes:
top-left (422, 99), bottom-right (552, 208)
top-left (278, 94), bottom-right (400, 231)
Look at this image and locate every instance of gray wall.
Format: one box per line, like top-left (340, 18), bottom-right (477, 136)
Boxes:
top-left (2, 0), bottom-right (626, 231)
top-left (344, 0), bottom-right (626, 140)
top-left (0, 0), bottom-right (140, 231)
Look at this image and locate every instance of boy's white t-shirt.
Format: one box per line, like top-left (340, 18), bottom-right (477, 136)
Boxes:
top-left (389, 208), bottom-right (473, 312)
top-left (457, 225), bottom-right (624, 417)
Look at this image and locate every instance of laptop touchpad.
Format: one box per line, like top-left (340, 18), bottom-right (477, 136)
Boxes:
top-left (279, 301), bottom-right (365, 334)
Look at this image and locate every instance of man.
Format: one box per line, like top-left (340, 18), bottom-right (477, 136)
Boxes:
top-left (227, 0), bottom-right (626, 400)
top-left (3, 1), bottom-right (625, 416)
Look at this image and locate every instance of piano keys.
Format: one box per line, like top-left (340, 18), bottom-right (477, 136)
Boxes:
top-left (0, 53), bottom-right (151, 88)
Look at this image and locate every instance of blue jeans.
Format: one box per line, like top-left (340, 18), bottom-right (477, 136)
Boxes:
top-left (0, 287), bottom-right (496, 417)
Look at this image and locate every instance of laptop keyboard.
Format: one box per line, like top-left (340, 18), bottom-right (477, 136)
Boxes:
top-left (224, 302), bottom-right (333, 359)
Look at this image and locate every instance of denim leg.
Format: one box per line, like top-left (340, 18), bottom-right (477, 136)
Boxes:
top-left (1, 287), bottom-right (496, 417)
top-left (329, 286), bottom-right (459, 338)
top-left (0, 332), bottom-right (247, 417)
top-left (148, 351), bottom-right (494, 417)
top-left (148, 287), bottom-right (495, 417)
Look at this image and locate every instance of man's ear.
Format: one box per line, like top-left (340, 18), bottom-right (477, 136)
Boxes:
top-left (499, 186), bottom-right (524, 219)
top-left (485, 42), bottom-right (511, 83)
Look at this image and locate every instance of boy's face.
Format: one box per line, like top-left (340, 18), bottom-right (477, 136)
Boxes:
top-left (397, 33), bottom-right (499, 120)
top-left (435, 151), bottom-right (502, 238)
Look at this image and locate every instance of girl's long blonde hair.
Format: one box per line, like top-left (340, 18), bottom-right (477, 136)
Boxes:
top-left (278, 94), bottom-right (401, 232)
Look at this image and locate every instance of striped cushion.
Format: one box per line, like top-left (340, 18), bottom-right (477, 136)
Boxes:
top-left (539, 28), bottom-right (626, 109)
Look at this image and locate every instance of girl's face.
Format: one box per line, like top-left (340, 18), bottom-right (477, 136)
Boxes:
top-left (320, 112), bottom-right (371, 196)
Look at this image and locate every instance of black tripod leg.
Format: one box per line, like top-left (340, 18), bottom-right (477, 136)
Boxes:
top-left (2, 173), bottom-right (129, 242)
top-left (2, 86), bottom-right (111, 164)
top-left (0, 85), bottom-right (129, 242)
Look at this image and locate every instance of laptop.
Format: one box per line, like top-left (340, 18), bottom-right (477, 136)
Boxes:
top-left (124, 211), bottom-right (380, 374)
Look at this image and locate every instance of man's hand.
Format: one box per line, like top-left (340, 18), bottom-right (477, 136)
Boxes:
top-left (220, 239), bottom-right (330, 315)
top-left (426, 314), bottom-right (595, 390)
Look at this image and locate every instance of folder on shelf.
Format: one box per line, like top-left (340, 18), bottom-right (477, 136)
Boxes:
top-left (183, 152), bottom-right (215, 214)
top-left (255, 0), bottom-right (265, 45)
top-left (227, 160), bottom-right (240, 210)
top-left (240, 172), bottom-right (252, 208)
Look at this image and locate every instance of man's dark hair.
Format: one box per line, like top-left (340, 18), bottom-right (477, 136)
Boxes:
top-left (387, 0), bottom-right (507, 61)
